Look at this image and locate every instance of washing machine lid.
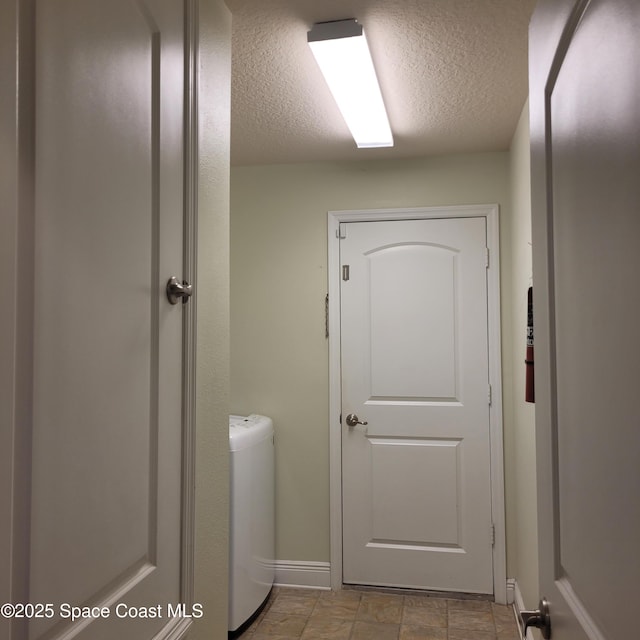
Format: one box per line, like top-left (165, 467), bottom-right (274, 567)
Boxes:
top-left (229, 414), bottom-right (273, 451)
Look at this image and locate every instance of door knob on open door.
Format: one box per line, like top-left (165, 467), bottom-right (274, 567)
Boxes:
top-left (345, 414), bottom-right (368, 427)
top-left (166, 276), bottom-right (193, 305)
top-left (521, 598), bottom-right (551, 639)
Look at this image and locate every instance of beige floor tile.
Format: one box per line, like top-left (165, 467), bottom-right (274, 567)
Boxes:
top-left (300, 617), bottom-right (353, 639)
top-left (236, 587), bottom-right (516, 640)
top-left (491, 603), bottom-right (514, 617)
top-left (311, 592), bottom-right (361, 620)
top-left (448, 608), bottom-right (495, 633)
top-left (351, 620), bottom-right (400, 640)
top-left (399, 623), bottom-right (447, 640)
top-left (447, 598), bottom-right (492, 612)
top-left (270, 593), bottom-right (319, 617)
top-left (492, 604), bottom-right (519, 638)
top-left (254, 611), bottom-right (308, 638)
top-left (357, 593), bottom-right (404, 624)
top-left (401, 605), bottom-right (447, 628)
top-left (448, 629), bottom-right (496, 640)
top-left (253, 635), bottom-right (304, 640)
top-left (325, 588), bottom-right (359, 597)
top-left (318, 589), bottom-right (362, 604)
top-left (275, 589), bottom-right (322, 603)
top-left (276, 587), bottom-right (317, 598)
top-left (403, 596), bottom-right (448, 610)
top-left (496, 620), bottom-right (520, 637)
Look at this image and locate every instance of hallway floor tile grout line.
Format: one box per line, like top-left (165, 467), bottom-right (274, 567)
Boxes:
top-left (234, 586), bottom-right (521, 639)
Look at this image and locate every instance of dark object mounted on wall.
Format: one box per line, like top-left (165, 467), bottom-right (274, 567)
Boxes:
top-left (525, 286), bottom-right (535, 403)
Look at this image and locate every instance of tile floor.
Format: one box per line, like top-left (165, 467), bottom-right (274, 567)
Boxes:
top-left (234, 587), bottom-right (521, 640)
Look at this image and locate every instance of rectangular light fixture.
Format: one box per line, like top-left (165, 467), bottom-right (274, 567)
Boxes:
top-left (308, 19), bottom-right (394, 149)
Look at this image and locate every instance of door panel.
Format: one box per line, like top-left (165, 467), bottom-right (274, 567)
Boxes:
top-left (530, 1), bottom-right (640, 638)
top-left (369, 438), bottom-right (461, 545)
top-left (368, 244), bottom-right (458, 400)
top-left (30, 1), bottom-right (185, 638)
top-left (341, 218), bottom-right (494, 593)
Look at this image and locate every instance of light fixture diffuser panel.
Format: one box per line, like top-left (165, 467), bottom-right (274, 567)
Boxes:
top-left (308, 20), bottom-right (393, 148)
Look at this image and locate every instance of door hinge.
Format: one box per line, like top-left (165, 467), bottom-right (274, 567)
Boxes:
top-left (342, 265), bottom-right (350, 281)
top-left (490, 523), bottom-right (496, 546)
top-left (488, 384), bottom-right (492, 406)
top-left (337, 223), bottom-right (347, 239)
top-left (485, 247), bottom-right (490, 268)
top-left (325, 293), bottom-right (329, 339)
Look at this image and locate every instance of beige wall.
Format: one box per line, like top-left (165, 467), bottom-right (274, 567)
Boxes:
top-left (193, 1), bottom-right (231, 638)
top-left (508, 102), bottom-right (539, 607)
top-left (231, 153), bottom-right (522, 571)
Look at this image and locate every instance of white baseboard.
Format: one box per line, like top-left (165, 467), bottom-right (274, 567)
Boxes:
top-left (509, 578), bottom-right (534, 640)
top-left (273, 560), bottom-right (331, 590)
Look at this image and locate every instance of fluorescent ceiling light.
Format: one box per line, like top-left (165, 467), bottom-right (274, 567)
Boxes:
top-left (308, 19), bottom-right (393, 149)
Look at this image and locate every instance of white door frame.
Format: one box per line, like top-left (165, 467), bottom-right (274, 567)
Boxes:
top-left (327, 204), bottom-right (506, 604)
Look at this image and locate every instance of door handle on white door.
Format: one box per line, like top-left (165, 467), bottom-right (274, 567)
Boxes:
top-left (345, 414), bottom-right (368, 427)
top-left (521, 598), bottom-right (551, 639)
top-left (166, 276), bottom-right (193, 305)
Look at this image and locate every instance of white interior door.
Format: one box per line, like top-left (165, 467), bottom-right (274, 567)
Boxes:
top-left (340, 217), bottom-right (494, 594)
top-left (530, 1), bottom-right (640, 638)
top-left (25, 1), bottom-right (190, 638)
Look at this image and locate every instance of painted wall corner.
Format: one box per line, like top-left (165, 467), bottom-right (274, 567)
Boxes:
top-left (507, 98), bottom-right (540, 608)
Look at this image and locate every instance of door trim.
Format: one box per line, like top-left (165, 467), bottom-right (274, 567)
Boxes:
top-left (327, 204), bottom-right (506, 603)
top-left (179, 0), bottom-right (199, 630)
top-left (0, 1), bottom-right (36, 632)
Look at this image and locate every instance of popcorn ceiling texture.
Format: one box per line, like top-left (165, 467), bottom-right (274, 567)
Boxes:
top-left (226, 0), bottom-right (537, 165)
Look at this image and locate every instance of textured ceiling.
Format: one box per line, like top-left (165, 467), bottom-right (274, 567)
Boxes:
top-left (226, 0), bottom-right (537, 166)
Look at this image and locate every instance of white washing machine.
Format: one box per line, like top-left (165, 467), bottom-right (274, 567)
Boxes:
top-left (229, 414), bottom-right (275, 633)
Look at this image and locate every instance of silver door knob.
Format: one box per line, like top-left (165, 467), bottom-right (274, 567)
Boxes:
top-left (345, 413), bottom-right (368, 427)
top-left (521, 598), bottom-right (551, 639)
top-left (166, 277), bottom-right (193, 305)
